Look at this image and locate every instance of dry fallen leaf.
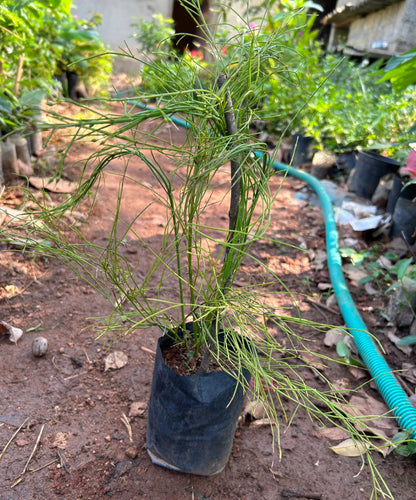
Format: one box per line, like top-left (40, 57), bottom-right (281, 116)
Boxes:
top-left (347, 366), bottom-right (368, 380)
top-left (401, 363), bottom-right (416, 384)
top-left (364, 282), bottom-right (380, 296)
top-left (129, 401), bottom-right (147, 418)
top-left (52, 432), bottom-right (68, 450)
top-left (250, 417), bottom-right (273, 427)
top-left (0, 285), bottom-right (22, 301)
top-left (317, 282), bottom-right (332, 291)
top-left (104, 351), bottom-right (128, 371)
top-left (342, 264), bottom-right (369, 284)
top-left (312, 249), bottom-right (327, 270)
top-left (341, 393), bottom-right (398, 440)
top-left (316, 427), bottom-right (350, 441)
top-left (332, 378), bottom-right (351, 394)
top-left (16, 439), bottom-right (29, 447)
top-left (324, 327), bottom-right (345, 348)
top-left (242, 399), bottom-right (268, 421)
top-left (29, 176), bottom-right (77, 193)
top-left (385, 330), bottom-right (413, 356)
top-left (329, 438), bottom-right (369, 457)
top-left (0, 321), bottom-right (23, 343)
top-left (0, 206), bottom-right (43, 228)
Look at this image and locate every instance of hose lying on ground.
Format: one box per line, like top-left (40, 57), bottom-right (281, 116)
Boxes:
top-left (261, 153), bottom-right (416, 439)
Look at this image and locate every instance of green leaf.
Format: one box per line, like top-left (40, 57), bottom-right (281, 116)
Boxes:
top-left (395, 257), bottom-right (413, 280)
top-left (358, 276), bottom-right (373, 284)
top-left (384, 48), bottom-right (416, 72)
top-left (303, 1), bottom-right (323, 12)
top-left (0, 97), bottom-right (13, 114)
top-left (392, 431), bottom-right (410, 445)
top-left (336, 339), bottom-right (351, 358)
top-left (11, 0), bottom-right (35, 12)
top-left (378, 47), bottom-right (416, 90)
top-left (396, 335), bottom-right (416, 346)
top-left (20, 89), bottom-right (46, 107)
top-left (395, 441), bottom-right (416, 457)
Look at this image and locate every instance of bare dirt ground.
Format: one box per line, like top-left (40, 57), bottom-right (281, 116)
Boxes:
top-left (1, 104), bottom-right (416, 500)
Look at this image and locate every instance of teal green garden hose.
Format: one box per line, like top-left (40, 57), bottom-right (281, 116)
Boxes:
top-left (261, 154), bottom-right (416, 439)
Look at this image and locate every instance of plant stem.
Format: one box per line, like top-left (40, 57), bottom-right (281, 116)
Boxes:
top-left (14, 54), bottom-right (25, 96)
top-left (218, 73), bottom-right (241, 246)
top-left (198, 73), bottom-right (241, 373)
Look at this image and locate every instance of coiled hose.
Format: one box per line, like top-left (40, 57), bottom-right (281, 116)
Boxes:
top-left (128, 96), bottom-right (416, 437)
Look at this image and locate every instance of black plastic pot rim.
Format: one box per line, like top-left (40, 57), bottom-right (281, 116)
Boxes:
top-left (358, 150), bottom-right (401, 166)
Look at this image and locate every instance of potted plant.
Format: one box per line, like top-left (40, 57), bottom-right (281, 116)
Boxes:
top-left (6, 0), bottom-right (390, 488)
top-left (53, 13), bottom-right (112, 98)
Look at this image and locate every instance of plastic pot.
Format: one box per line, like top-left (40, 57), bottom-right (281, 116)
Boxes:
top-left (66, 71), bottom-right (79, 100)
top-left (290, 134), bottom-right (313, 167)
top-left (387, 176), bottom-right (416, 214)
top-left (348, 151), bottom-right (400, 199)
top-left (391, 197), bottom-right (416, 244)
top-left (147, 330), bottom-right (250, 475)
top-left (1, 141), bottom-right (18, 184)
top-left (335, 151), bottom-right (357, 172)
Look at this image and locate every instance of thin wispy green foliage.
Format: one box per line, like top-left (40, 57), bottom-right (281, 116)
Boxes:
top-left (0, 1), bottom-right (396, 496)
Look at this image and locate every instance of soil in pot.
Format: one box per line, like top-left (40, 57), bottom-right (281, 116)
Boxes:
top-left (146, 329), bottom-right (251, 476)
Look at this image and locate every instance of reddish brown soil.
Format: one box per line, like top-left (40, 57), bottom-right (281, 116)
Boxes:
top-left (1, 106), bottom-right (416, 500)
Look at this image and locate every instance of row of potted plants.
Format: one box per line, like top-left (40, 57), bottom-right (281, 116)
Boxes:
top-left (254, 1), bottom-right (415, 162)
top-left (0, 0), bottom-right (111, 140)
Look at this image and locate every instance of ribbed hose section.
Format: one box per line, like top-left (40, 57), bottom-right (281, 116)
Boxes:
top-left (263, 153), bottom-right (416, 437)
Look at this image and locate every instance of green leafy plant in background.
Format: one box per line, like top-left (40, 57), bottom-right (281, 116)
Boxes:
top-left (340, 247), bottom-right (416, 343)
top-left (2, 0), bottom-right (397, 495)
top-left (130, 12), bottom-right (207, 95)
top-left (0, 0), bottom-right (72, 93)
top-left (0, 88), bottom-right (45, 136)
top-left (340, 246), bottom-right (414, 292)
top-left (0, 0), bottom-right (111, 102)
top-left (378, 46), bottom-right (416, 155)
top-left (256, 0), bottom-right (324, 137)
top-left (53, 13), bottom-right (112, 96)
top-left (131, 13), bottom-right (175, 56)
top-left (252, 1), bottom-right (416, 158)
top-left (0, 0), bottom-right (67, 134)
top-left (379, 47), bottom-right (416, 92)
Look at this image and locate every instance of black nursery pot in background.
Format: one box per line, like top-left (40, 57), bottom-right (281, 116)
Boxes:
top-left (147, 333), bottom-right (251, 476)
top-left (386, 176), bottom-right (416, 214)
top-left (55, 71), bottom-right (79, 99)
top-left (390, 197), bottom-right (416, 244)
top-left (66, 71), bottom-right (79, 100)
top-left (348, 151), bottom-right (401, 199)
top-left (290, 134), bottom-right (313, 167)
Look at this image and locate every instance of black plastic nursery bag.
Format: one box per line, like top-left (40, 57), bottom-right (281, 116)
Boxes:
top-left (146, 334), bottom-right (250, 476)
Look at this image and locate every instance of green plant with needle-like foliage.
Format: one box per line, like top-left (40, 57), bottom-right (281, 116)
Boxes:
top-left (1, 1), bottom-right (396, 495)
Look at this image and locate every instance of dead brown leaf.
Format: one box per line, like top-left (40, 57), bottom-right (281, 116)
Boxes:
top-left (29, 176), bottom-right (77, 193)
top-left (104, 351), bottom-right (128, 371)
top-left (341, 393), bottom-right (398, 440)
top-left (316, 427), bottom-right (350, 441)
top-left (0, 321), bottom-right (23, 343)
